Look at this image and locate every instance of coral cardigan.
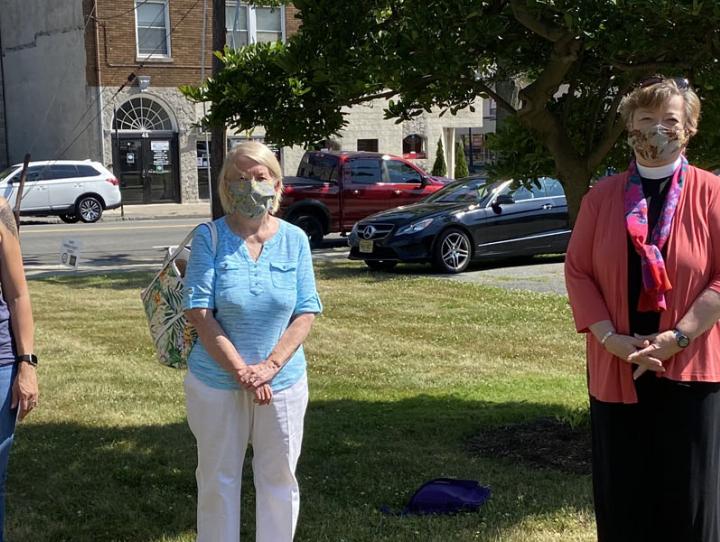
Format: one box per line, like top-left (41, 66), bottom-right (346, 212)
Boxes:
top-left (565, 165), bottom-right (720, 403)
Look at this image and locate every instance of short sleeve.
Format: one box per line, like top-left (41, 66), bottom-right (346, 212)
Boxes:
top-left (294, 235), bottom-right (323, 316)
top-left (709, 187), bottom-right (720, 294)
top-left (183, 224), bottom-right (216, 310)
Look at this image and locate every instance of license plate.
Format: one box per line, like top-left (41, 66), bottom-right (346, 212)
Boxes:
top-left (359, 239), bottom-right (374, 253)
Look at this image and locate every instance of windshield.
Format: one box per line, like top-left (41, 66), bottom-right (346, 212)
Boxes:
top-left (0, 166), bottom-right (19, 182)
top-left (425, 178), bottom-right (503, 204)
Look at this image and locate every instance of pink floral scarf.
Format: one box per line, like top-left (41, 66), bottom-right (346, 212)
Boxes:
top-left (624, 156), bottom-right (687, 312)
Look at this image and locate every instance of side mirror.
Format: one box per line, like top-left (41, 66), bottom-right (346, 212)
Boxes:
top-left (420, 176), bottom-right (429, 187)
top-left (491, 194), bottom-right (514, 214)
top-left (494, 194), bottom-right (515, 205)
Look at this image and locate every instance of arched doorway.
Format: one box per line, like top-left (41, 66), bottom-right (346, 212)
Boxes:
top-left (111, 96), bottom-right (180, 204)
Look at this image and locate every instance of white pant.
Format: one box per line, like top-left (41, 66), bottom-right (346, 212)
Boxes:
top-left (184, 371), bottom-right (309, 542)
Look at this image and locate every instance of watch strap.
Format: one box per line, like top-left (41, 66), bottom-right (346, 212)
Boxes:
top-left (17, 354), bottom-right (38, 367)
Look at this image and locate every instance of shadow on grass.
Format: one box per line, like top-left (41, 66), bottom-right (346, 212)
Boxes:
top-left (7, 396), bottom-right (591, 541)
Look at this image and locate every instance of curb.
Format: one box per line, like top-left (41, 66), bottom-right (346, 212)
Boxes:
top-left (100, 213), bottom-right (211, 223)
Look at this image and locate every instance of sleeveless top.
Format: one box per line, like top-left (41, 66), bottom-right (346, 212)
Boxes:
top-left (0, 285), bottom-right (17, 365)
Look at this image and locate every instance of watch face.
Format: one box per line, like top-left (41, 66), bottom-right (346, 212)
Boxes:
top-left (675, 331), bottom-right (690, 348)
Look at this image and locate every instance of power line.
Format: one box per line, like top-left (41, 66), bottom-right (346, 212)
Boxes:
top-left (91, 0), bottom-right (154, 22)
top-left (50, 0), bottom-right (204, 163)
top-left (55, 0), bottom-right (172, 156)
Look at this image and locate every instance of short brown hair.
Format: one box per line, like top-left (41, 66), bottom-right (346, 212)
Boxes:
top-left (619, 77), bottom-right (701, 136)
top-left (218, 141), bottom-right (283, 215)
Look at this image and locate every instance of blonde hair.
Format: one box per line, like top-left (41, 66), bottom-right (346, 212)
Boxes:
top-left (218, 141), bottom-right (284, 215)
top-left (619, 77), bottom-right (701, 136)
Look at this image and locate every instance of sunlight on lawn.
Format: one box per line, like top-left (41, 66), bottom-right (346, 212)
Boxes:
top-left (8, 262), bottom-right (593, 541)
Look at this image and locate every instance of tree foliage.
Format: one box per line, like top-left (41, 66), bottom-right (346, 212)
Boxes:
top-left (455, 140), bottom-right (469, 179)
top-left (432, 138), bottom-right (447, 177)
top-left (182, 0), bottom-right (720, 218)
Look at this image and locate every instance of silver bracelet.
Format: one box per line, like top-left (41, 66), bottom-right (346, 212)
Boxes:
top-left (599, 330), bottom-right (615, 345)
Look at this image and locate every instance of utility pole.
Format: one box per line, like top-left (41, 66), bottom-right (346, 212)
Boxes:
top-left (210, 0), bottom-right (226, 219)
top-left (12, 153), bottom-right (30, 230)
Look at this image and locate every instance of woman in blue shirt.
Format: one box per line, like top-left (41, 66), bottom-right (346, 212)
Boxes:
top-left (183, 142), bottom-right (322, 542)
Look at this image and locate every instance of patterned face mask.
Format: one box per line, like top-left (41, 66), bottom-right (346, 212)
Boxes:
top-left (228, 179), bottom-right (276, 218)
top-left (627, 124), bottom-right (688, 163)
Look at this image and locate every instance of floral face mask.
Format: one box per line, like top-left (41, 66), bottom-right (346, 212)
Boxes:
top-left (228, 179), bottom-right (276, 218)
top-left (627, 124), bottom-right (688, 163)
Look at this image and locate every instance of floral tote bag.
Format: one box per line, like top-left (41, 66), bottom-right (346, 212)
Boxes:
top-left (141, 221), bottom-right (217, 368)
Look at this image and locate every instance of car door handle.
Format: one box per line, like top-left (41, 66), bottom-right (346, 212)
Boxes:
top-left (353, 190), bottom-right (360, 195)
top-left (542, 203), bottom-right (553, 210)
top-left (393, 190), bottom-right (402, 195)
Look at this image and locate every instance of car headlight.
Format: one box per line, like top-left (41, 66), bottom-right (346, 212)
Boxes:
top-left (396, 218), bottom-right (434, 236)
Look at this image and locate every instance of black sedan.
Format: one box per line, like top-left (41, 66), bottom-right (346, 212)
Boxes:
top-left (347, 176), bottom-right (571, 273)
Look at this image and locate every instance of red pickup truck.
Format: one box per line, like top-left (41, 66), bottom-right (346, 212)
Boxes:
top-left (278, 151), bottom-right (449, 246)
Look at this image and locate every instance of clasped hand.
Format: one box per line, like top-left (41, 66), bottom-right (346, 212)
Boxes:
top-left (234, 361), bottom-right (280, 405)
top-left (604, 331), bottom-right (677, 380)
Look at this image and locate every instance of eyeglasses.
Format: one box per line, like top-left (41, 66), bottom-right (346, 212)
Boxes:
top-left (637, 75), bottom-right (691, 90)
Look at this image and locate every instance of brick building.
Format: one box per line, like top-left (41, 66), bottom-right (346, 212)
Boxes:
top-left (0, 1), bottom-right (493, 205)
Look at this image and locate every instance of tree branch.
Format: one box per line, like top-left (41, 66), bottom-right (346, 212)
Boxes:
top-left (510, 0), bottom-right (565, 42)
top-left (588, 120), bottom-right (625, 172)
top-left (475, 81), bottom-right (517, 114)
top-left (348, 89), bottom-right (399, 105)
top-left (519, 35), bottom-right (581, 116)
top-left (612, 60), bottom-right (690, 72)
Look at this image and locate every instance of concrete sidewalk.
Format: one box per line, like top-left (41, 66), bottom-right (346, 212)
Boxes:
top-left (102, 202), bottom-right (212, 222)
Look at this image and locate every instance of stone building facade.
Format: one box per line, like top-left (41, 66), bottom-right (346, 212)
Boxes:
top-left (0, 1), bottom-right (492, 205)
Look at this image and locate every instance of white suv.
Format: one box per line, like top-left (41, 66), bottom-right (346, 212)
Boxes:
top-left (0, 160), bottom-right (122, 223)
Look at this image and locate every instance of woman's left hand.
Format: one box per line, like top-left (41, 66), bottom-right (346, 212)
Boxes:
top-left (12, 363), bottom-right (38, 421)
top-left (245, 361), bottom-right (280, 389)
top-left (628, 331), bottom-right (683, 378)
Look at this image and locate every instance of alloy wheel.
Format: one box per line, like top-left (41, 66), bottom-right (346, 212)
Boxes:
top-left (440, 232), bottom-right (470, 271)
top-left (78, 197), bottom-right (102, 223)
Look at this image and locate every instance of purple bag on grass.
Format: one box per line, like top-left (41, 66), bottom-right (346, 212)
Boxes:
top-left (382, 478), bottom-right (492, 516)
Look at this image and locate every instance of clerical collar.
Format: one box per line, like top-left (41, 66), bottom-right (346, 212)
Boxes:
top-left (637, 156), bottom-right (682, 179)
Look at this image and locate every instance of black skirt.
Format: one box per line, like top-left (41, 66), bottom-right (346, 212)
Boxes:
top-left (590, 374), bottom-right (720, 542)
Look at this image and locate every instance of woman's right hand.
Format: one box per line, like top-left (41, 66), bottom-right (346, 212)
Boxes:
top-left (604, 334), bottom-right (665, 375)
top-left (254, 384), bottom-right (272, 405)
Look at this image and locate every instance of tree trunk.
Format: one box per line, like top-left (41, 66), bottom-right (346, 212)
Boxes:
top-left (210, 0), bottom-right (226, 220)
top-left (558, 169), bottom-right (591, 226)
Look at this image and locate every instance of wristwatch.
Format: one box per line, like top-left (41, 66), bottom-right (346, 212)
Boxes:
top-left (17, 354), bottom-right (38, 367)
top-left (673, 329), bottom-right (690, 349)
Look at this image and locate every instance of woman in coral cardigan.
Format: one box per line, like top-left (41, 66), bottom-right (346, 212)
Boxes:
top-left (566, 76), bottom-right (720, 542)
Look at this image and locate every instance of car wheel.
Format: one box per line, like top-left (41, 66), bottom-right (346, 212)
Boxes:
top-left (364, 260), bottom-right (397, 271)
top-left (77, 196), bottom-right (103, 223)
top-left (59, 213), bottom-right (80, 224)
top-left (433, 228), bottom-right (472, 273)
top-left (293, 214), bottom-right (324, 248)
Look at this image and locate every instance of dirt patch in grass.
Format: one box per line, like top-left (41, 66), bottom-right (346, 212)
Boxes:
top-left (468, 417), bottom-right (592, 475)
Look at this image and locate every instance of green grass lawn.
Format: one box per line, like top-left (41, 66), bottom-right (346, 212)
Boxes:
top-left (8, 261), bottom-right (594, 541)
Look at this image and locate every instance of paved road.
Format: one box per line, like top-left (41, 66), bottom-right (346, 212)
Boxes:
top-left (18, 219), bottom-right (567, 295)
top-left (19, 219), bottom-right (348, 278)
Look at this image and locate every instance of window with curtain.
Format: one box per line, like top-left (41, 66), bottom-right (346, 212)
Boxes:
top-left (225, 3), bottom-right (283, 47)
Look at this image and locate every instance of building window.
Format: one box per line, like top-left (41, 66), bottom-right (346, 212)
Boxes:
top-left (135, 0), bottom-right (171, 58)
top-left (114, 97), bottom-right (174, 131)
top-left (357, 139), bottom-right (378, 152)
top-left (402, 134), bottom-right (426, 159)
top-left (226, 3), bottom-right (284, 47)
top-left (255, 7), bottom-right (282, 43)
